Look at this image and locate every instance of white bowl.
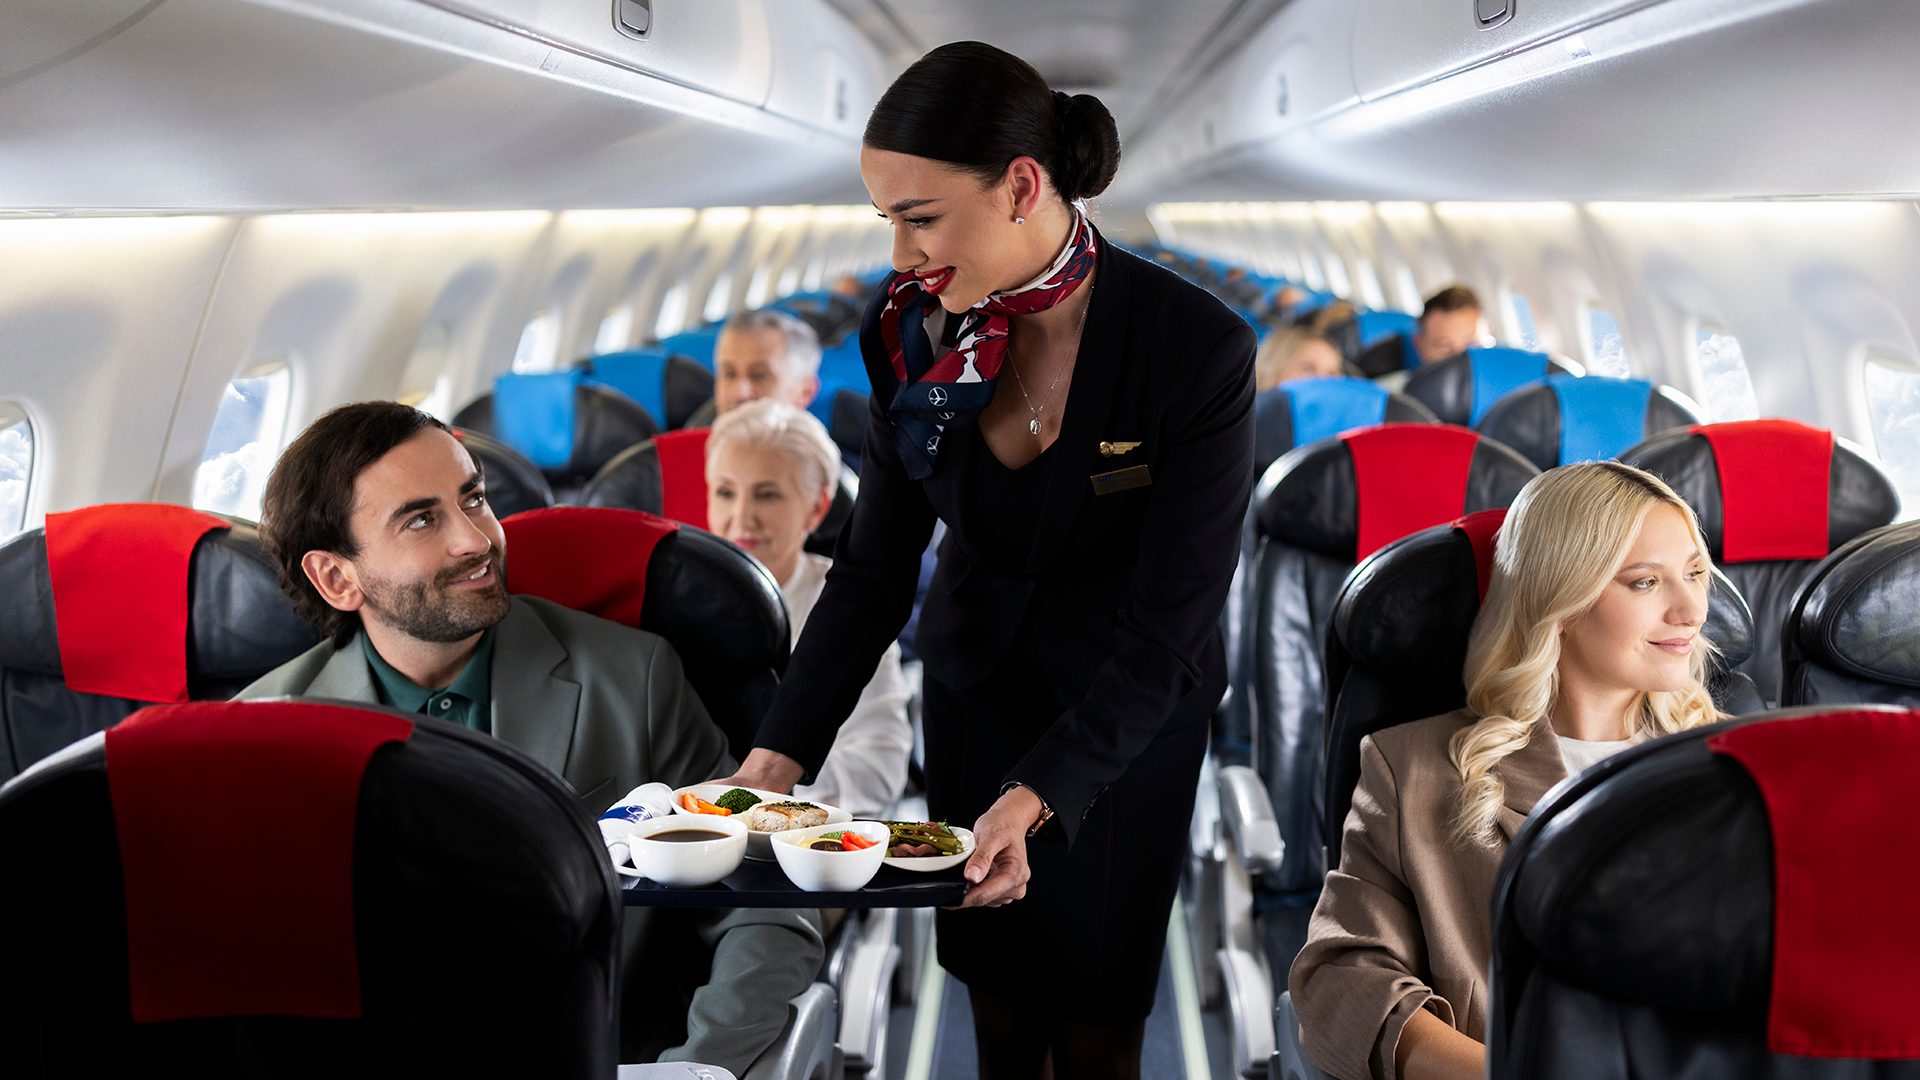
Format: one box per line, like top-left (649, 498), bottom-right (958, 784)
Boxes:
top-left (671, 784), bottom-right (849, 861)
top-left (622, 814), bottom-right (748, 887)
top-left (881, 825), bottom-right (976, 874)
top-left (770, 820), bottom-right (891, 892)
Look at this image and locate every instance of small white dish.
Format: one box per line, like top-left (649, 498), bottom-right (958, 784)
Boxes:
top-left (770, 820), bottom-right (891, 892)
top-left (671, 783), bottom-right (850, 861)
top-left (880, 825), bottom-right (976, 874)
top-left (621, 814), bottom-right (748, 887)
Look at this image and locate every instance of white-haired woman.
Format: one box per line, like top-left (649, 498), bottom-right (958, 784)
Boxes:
top-left (1290, 461), bottom-right (1725, 1080)
top-left (706, 400), bottom-right (912, 818)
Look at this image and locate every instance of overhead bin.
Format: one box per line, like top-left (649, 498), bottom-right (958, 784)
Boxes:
top-left (1350, 0), bottom-right (1660, 102)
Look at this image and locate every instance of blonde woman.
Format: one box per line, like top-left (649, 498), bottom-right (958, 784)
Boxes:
top-left (705, 400), bottom-right (912, 818)
top-left (1255, 326), bottom-right (1345, 391)
top-left (1290, 461), bottom-right (1724, 1080)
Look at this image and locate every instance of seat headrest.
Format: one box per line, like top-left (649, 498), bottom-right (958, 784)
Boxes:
top-left (1252, 379), bottom-right (1438, 477)
top-left (577, 430), bottom-right (710, 527)
top-left (1501, 706), bottom-right (1920, 1058)
top-left (1256, 423), bottom-right (1538, 562)
top-left (1790, 520), bottom-right (1920, 688)
top-left (587, 349), bottom-right (714, 431)
top-left (451, 428), bottom-right (554, 520)
top-left (1354, 310), bottom-right (1417, 350)
top-left (1477, 375), bottom-right (1703, 470)
top-left (0, 508), bottom-right (321, 699)
top-left (1624, 420), bottom-right (1897, 563)
top-left (104, 700), bottom-right (415, 1021)
top-left (1404, 346), bottom-right (1573, 426)
top-left (656, 327), bottom-right (720, 370)
top-left (503, 506), bottom-right (681, 626)
top-left (453, 378), bottom-right (658, 487)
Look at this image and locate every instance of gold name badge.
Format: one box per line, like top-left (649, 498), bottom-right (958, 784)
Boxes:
top-left (1098, 440), bottom-right (1142, 457)
top-left (1090, 464), bottom-right (1152, 495)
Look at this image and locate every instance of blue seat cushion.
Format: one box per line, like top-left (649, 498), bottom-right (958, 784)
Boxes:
top-left (493, 369), bottom-right (583, 470)
top-left (587, 349), bottom-right (670, 428)
top-left (1283, 377), bottom-right (1390, 446)
top-left (1549, 374), bottom-right (1654, 464)
top-left (1466, 346), bottom-right (1554, 425)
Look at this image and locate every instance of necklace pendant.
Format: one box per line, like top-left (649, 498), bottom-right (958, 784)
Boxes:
top-left (1029, 417), bottom-right (1043, 436)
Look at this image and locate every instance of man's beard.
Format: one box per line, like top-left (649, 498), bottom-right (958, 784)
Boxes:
top-left (359, 552), bottom-right (510, 644)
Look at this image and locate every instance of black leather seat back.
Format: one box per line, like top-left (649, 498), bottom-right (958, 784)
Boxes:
top-left (502, 507), bottom-right (788, 759)
top-left (452, 428), bottom-right (555, 520)
top-left (1476, 375), bottom-right (1702, 471)
top-left (1245, 425), bottom-right (1537, 893)
top-left (1403, 347), bottom-right (1579, 427)
top-left (0, 700), bottom-right (619, 1079)
top-left (1625, 420), bottom-right (1898, 702)
top-left (452, 378), bottom-right (658, 493)
top-left (0, 512), bottom-right (321, 783)
top-left (1489, 705), bottom-right (1920, 1079)
top-left (1324, 512), bottom-right (1762, 868)
top-left (1783, 520), bottom-right (1920, 707)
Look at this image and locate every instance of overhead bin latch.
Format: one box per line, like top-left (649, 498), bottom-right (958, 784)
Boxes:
top-left (615, 0), bottom-right (651, 39)
top-left (1475, 0), bottom-right (1514, 29)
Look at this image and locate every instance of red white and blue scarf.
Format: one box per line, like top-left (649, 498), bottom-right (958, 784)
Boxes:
top-left (878, 212), bottom-right (1098, 479)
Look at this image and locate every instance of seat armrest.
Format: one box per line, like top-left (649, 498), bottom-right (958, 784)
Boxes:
top-left (743, 982), bottom-right (839, 1080)
top-left (619, 1065), bottom-right (738, 1080)
top-left (1219, 765), bottom-right (1285, 876)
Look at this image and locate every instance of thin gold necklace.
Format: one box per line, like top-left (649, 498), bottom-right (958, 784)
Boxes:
top-left (1008, 278), bottom-right (1093, 437)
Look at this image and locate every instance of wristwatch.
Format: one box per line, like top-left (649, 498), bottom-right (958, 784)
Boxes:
top-left (1000, 781), bottom-right (1055, 837)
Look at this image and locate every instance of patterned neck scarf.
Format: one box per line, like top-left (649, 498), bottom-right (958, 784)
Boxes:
top-left (877, 211), bottom-right (1098, 479)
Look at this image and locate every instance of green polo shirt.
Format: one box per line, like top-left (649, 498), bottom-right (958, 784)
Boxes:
top-left (361, 630), bottom-right (495, 734)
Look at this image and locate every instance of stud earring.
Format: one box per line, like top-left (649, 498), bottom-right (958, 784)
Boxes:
top-left (1014, 216), bottom-right (1026, 225)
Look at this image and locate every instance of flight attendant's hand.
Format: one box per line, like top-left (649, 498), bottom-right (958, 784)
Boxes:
top-left (959, 785), bottom-right (1044, 908)
top-left (722, 748), bottom-right (806, 794)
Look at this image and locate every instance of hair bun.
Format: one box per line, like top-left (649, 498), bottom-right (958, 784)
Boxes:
top-left (1052, 91), bottom-right (1121, 200)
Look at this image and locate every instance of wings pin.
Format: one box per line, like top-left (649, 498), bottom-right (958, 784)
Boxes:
top-left (1098, 441), bottom-right (1142, 457)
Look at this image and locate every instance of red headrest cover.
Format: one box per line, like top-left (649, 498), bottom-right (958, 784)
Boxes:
top-left (1452, 508), bottom-right (1507, 602)
top-left (1708, 708), bottom-right (1920, 1057)
top-left (105, 700), bottom-right (414, 1022)
top-left (502, 506), bottom-right (681, 627)
top-left (1342, 424), bottom-right (1481, 561)
top-left (1694, 420), bottom-right (1834, 562)
top-left (45, 504), bottom-right (228, 703)
top-left (654, 428), bottom-right (712, 531)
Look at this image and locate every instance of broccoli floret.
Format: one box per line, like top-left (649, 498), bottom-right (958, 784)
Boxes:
top-left (712, 788), bottom-right (762, 814)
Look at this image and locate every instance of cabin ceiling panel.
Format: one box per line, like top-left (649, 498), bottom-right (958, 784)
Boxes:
top-left (0, 0), bottom-right (877, 211)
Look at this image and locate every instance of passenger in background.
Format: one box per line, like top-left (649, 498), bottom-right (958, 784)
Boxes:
top-left (685, 307), bottom-right (822, 427)
top-left (706, 399), bottom-right (912, 818)
top-left (1256, 326), bottom-right (1345, 391)
top-left (1290, 461), bottom-right (1724, 1080)
top-left (237, 401), bottom-right (821, 1074)
top-left (1355, 284), bottom-right (1483, 383)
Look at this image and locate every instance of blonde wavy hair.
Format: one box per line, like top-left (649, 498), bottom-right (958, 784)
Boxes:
top-left (1450, 461), bottom-right (1724, 846)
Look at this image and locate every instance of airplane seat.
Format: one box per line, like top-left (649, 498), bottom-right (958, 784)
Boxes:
top-left (657, 327), bottom-right (721, 371)
top-left (1323, 510), bottom-right (1763, 873)
top-left (452, 369), bottom-right (660, 496)
top-left (0, 504), bottom-right (322, 783)
top-left (500, 506), bottom-right (788, 761)
top-left (588, 348), bottom-right (716, 431)
top-left (0, 698), bottom-right (621, 1078)
top-left (1623, 419), bottom-right (1899, 702)
top-left (451, 427), bottom-right (555, 519)
top-left (1402, 346), bottom-right (1579, 426)
top-left (1337, 311), bottom-right (1419, 369)
top-left (1488, 704), bottom-right (1920, 1079)
top-left (1252, 376), bottom-right (1438, 478)
top-left (827, 387), bottom-right (868, 473)
top-left (1782, 519), bottom-right (1920, 708)
top-left (580, 430), bottom-right (860, 558)
top-left (1475, 374), bottom-right (1703, 471)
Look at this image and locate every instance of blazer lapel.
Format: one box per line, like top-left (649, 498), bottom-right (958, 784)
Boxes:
top-left (488, 599), bottom-right (582, 780)
top-left (1494, 716), bottom-right (1569, 842)
top-left (305, 639), bottom-right (381, 702)
top-left (1027, 236), bottom-right (1130, 574)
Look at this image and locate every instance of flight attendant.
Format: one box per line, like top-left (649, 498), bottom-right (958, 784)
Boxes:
top-left (731, 41), bottom-right (1255, 1078)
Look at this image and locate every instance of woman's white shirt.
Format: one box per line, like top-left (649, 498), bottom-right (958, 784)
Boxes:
top-left (1555, 733), bottom-right (1636, 777)
top-left (783, 553), bottom-right (913, 817)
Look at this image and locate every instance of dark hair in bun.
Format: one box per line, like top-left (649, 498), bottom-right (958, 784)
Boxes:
top-left (864, 41), bottom-right (1121, 202)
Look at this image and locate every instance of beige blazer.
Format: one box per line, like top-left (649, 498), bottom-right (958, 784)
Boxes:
top-left (1288, 709), bottom-right (1567, 1080)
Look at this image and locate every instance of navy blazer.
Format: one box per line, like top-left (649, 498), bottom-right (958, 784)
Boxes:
top-left (755, 237), bottom-right (1256, 842)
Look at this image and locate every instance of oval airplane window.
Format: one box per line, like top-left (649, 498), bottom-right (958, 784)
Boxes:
top-left (1394, 265), bottom-right (1423, 313)
top-left (1585, 307), bottom-right (1632, 378)
top-left (703, 271), bottom-right (735, 325)
top-left (0, 402), bottom-right (34, 539)
top-left (653, 282), bottom-right (692, 339)
top-left (510, 310), bottom-right (562, 373)
top-left (1353, 257), bottom-right (1388, 311)
top-left (398, 318), bottom-right (456, 421)
top-left (1509, 292), bottom-right (1543, 351)
top-left (1694, 323), bottom-right (1760, 421)
top-left (594, 304), bottom-right (635, 355)
top-left (193, 362), bottom-right (294, 521)
top-left (1322, 251), bottom-right (1353, 300)
top-left (1863, 348), bottom-right (1920, 518)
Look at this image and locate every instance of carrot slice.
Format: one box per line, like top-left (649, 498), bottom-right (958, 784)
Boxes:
top-left (840, 831), bottom-right (876, 851)
top-left (680, 792), bottom-right (732, 815)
